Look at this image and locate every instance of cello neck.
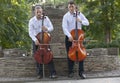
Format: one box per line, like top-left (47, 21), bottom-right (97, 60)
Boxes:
top-left (41, 13), bottom-right (45, 43)
top-left (75, 7), bottom-right (78, 40)
top-left (41, 12), bottom-right (45, 26)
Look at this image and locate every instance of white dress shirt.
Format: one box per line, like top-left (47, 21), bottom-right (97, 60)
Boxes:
top-left (62, 11), bottom-right (89, 38)
top-left (28, 16), bottom-right (53, 42)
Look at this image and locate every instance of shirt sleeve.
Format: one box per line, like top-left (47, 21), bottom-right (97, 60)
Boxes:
top-left (46, 16), bottom-right (54, 32)
top-left (28, 19), bottom-right (37, 42)
top-left (79, 13), bottom-right (89, 26)
top-left (62, 15), bottom-right (72, 38)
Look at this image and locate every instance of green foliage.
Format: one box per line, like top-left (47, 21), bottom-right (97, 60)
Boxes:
top-left (1, 0), bottom-right (120, 51)
top-left (75, 0), bottom-right (120, 44)
top-left (86, 38), bottom-right (120, 49)
top-left (0, 0), bottom-right (31, 50)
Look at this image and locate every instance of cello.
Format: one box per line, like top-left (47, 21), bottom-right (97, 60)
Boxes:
top-left (34, 13), bottom-right (53, 64)
top-left (68, 7), bottom-right (87, 62)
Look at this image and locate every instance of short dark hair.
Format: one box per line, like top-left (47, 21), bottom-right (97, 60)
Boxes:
top-left (68, 1), bottom-right (75, 5)
top-left (35, 5), bottom-right (42, 10)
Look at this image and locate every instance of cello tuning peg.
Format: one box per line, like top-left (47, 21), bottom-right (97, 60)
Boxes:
top-left (42, 12), bottom-right (45, 15)
top-left (41, 14), bottom-right (46, 19)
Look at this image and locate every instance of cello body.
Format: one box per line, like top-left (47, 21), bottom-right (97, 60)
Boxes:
top-left (34, 32), bottom-right (53, 64)
top-left (68, 29), bottom-right (87, 61)
top-left (34, 12), bottom-right (53, 64)
top-left (68, 7), bottom-right (87, 62)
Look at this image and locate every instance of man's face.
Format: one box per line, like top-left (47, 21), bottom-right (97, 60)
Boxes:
top-left (35, 8), bottom-right (42, 19)
top-left (68, 4), bottom-right (75, 13)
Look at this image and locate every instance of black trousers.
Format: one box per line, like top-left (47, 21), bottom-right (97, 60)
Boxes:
top-left (65, 36), bottom-right (84, 74)
top-left (32, 41), bottom-right (56, 76)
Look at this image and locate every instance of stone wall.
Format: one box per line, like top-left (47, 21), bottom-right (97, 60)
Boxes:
top-left (0, 57), bottom-right (36, 77)
top-left (0, 47), bottom-right (120, 77)
top-left (53, 48), bottom-right (120, 76)
top-left (3, 48), bottom-right (27, 57)
top-left (84, 48), bottom-right (120, 72)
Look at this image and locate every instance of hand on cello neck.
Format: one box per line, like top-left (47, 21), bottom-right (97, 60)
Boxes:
top-left (68, 36), bottom-right (73, 42)
top-left (76, 18), bottom-right (82, 23)
top-left (35, 40), bottom-right (40, 45)
top-left (42, 26), bottom-right (48, 32)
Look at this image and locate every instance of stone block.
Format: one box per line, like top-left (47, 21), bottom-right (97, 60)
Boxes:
top-left (0, 46), bottom-right (3, 57)
top-left (107, 48), bottom-right (119, 55)
top-left (3, 48), bottom-right (27, 57)
top-left (87, 48), bottom-right (108, 56)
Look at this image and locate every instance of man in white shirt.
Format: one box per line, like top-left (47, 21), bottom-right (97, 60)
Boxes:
top-left (28, 5), bottom-right (57, 79)
top-left (62, 1), bottom-right (89, 79)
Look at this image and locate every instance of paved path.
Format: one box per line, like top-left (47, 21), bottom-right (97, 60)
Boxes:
top-left (0, 77), bottom-right (120, 83)
top-left (24, 77), bottom-right (120, 83)
top-left (0, 70), bottom-right (120, 83)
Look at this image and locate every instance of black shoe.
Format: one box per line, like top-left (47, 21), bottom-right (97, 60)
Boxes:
top-left (68, 72), bottom-right (74, 78)
top-left (79, 73), bottom-right (86, 79)
top-left (50, 74), bottom-right (57, 79)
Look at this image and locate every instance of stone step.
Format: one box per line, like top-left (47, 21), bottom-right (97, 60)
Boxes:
top-left (0, 57), bottom-right (36, 77)
top-left (0, 48), bottom-right (119, 78)
top-left (0, 54), bottom-right (119, 78)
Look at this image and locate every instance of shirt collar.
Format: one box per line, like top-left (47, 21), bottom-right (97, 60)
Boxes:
top-left (68, 11), bottom-right (76, 15)
top-left (34, 16), bottom-right (41, 22)
top-left (68, 11), bottom-right (80, 17)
